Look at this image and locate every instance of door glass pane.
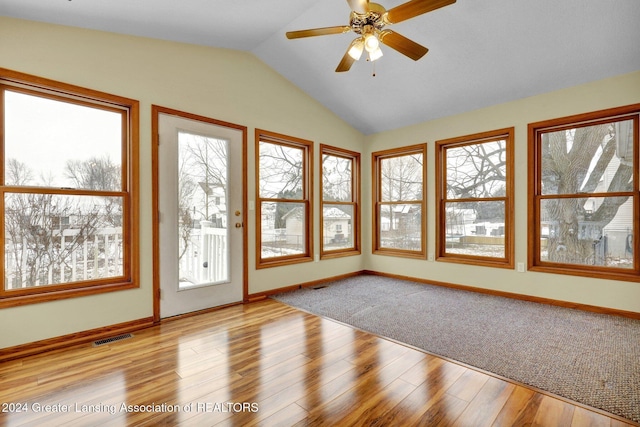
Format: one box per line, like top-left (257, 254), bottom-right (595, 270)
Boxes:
top-left (177, 132), bottom-right (229, 288)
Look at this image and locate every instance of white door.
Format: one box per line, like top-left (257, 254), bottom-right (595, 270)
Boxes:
top-left (158, 113), bottom-right (244, 318)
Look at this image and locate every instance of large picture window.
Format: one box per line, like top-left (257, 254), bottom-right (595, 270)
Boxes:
top-left (436, 128), bottom-right (514, 268)
top-left (320, 144), bottom-right (360, 258)
top-left (256, 129), bottom-right (313, 268)
top-left (529, 104), bottom-right (639, 281)
top-left (0, 68), bottom-right (139, 307)
top-left (372, 144), bottom-right (426, 258)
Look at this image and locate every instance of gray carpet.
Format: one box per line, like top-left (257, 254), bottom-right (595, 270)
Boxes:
top-left (272, 275), bottom-right (640, 423)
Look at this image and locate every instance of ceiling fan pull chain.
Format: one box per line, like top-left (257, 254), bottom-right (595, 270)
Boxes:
top-left (372, 60), bottom-right (376, 77)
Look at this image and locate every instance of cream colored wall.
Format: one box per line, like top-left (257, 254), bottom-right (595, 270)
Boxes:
top-left (1, 16), bottom-right (638, 350)
top-left (0, 17), bottom-right (364, 348)
top-left (363, 71), bottom-right (640, 313)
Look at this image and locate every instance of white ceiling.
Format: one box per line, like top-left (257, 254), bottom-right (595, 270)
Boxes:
top-left (2, 0), bottom-right (639, 135)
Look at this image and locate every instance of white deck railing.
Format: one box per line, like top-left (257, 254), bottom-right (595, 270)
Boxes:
top-left (178, 225), bottom-right (228, 286)
top-left (4, 227), bottom-right (123, 289)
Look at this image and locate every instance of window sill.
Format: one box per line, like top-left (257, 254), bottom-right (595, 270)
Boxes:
top-left (528, 265), bottom-right (640, 283)
top-left (0, 281), bottom-right (139, 309)
top-left (255, 255), bottom-right (314, 269)
top-left (436, 255), bottom-right (514, 269)
top-left (373, 249), bottom-right (426, 260)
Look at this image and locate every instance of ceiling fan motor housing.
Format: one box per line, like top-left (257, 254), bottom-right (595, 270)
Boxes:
top-left (350, 3), bottom-right (387, 35)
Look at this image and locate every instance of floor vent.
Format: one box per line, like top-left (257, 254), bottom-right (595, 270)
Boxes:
top-left (93, 333), bottom-right (133, 347)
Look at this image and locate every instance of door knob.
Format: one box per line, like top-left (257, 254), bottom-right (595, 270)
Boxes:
top-left (235, 222), bottom-right (243, 228)
top-left (235, 210), bottom-right (241, 216)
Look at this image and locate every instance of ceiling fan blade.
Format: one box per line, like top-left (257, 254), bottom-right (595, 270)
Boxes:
top-left (286, 26), bottom-right (351, 39)
top-left (336, 48), bottom-right (357, 72)
top-left (346, 0), bottom-right (369, 14)
top-left (379, 30), bottom-right (428, 61)
top-left (385, 0), bottom-right (456, 24)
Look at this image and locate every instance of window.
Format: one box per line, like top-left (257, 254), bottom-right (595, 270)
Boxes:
top-left (256, 129), bottom-right (313, 268)
top-left (372, 144), bottom-right (426, 258)
top-left (436, 128), bottom-right (514, 268)
top-left (320, 144), bottom-right (360, 258)
top-left (0, 68), bottom-right (139, 307)
top-left (529, 104), bottom-right (639, 281)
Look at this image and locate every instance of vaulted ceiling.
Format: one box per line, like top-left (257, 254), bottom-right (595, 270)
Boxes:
top-left (2, 0), bottom-right (639, 134)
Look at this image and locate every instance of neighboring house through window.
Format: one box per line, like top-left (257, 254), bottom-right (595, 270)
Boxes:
top-left (320, 144), bottom-right (360, 258)
top-left (256, 129), bottom-right (313, 268)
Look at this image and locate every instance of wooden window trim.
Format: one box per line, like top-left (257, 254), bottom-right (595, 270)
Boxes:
top-left (435, 127), bottom-right (515, 269)
top-left (528, 104), bottom-right (640, 282)
top-left (0, 68), bottom-right (139, 308)
top-left (372, 144), bottom-right (427, 259)
top-left (320, 144), bottom-right (361, 259)
top-left (255, 129), bottom-right (313, 269)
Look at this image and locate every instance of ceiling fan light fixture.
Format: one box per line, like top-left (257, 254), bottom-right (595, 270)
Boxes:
top-left (364, 33), bottom-right (379, 53)
top-left (348, 38), bottom-right (364, 60)
top-left (368, 46), bottom-right (383, 61)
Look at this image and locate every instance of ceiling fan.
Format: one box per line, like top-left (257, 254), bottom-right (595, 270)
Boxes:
top-left (286, 0), bottom-right (456, 72)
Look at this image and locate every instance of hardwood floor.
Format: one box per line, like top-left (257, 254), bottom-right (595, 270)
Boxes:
top-left (1, 299), bottom-right (637, 426)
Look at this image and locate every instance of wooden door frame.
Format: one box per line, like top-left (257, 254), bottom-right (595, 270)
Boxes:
top-left (151, 105), bottom-right (248, 322)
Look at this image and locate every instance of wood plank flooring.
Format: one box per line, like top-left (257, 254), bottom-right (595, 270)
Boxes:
top-left (0, 299), bottom-right (637, 426)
